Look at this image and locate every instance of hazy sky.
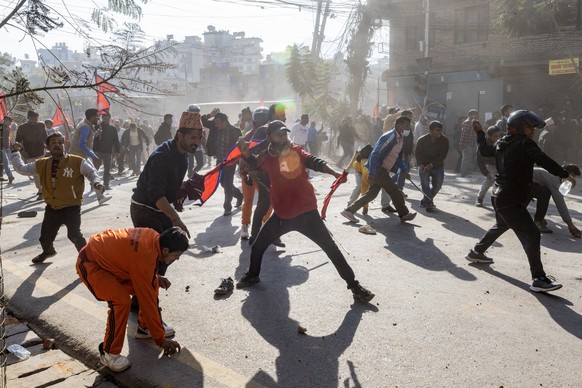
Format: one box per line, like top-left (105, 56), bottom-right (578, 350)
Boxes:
top-left (0, 0), bottom-right (386, 61)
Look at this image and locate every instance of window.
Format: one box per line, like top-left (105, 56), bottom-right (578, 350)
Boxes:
top-left (454, 5), bottom-right (489, 44)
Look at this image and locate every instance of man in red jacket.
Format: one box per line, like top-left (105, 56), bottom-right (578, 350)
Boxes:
top-left (236, 120), bottom-right (374, 303)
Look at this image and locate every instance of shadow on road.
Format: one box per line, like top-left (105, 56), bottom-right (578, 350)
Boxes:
top-left (374, 221), bottom-right (477, 281)
top-left (480, 265), bottom-right (582, 340)
top-left (238, 254), bottom-right (378, 387)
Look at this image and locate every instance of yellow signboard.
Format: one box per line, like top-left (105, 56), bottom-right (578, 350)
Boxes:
top-left (549, 58), bottom-right (579, 75)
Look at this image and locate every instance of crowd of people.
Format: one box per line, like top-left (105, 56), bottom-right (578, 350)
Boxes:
top-left (1, 99), bottom-right (580, 372)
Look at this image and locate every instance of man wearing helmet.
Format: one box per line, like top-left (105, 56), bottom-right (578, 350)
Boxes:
top-left (465, 110), bottom-right (575, 293)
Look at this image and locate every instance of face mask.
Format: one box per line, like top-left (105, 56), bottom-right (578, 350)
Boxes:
top-left (403, 130), bottom-right (411, 137)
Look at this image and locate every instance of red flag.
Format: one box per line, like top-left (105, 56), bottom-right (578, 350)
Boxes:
top-left (198, 140), bottom-right (263, 205)
top-left (260, 99), bottom-right (264, 107)
top-left (373, 103), bottom-right (379, 117)
top-left (95, 73), bottom-right (119, 93)
top-left (320, 170), bottom-right (348, 220)
top-left (0, 93), bottom-right (7, 122)
top-left (97, 91), bottom-right (111, 115)
top-left (52, 103), bottom-right (67, 126)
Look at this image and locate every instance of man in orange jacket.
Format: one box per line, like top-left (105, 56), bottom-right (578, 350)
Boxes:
top-left (76, 227), bottom-right (188, 372)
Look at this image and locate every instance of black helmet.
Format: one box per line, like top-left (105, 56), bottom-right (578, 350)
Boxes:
top-left (252, 107), bottom-right (269, 127)
top-left (507, 110), bottom-right (546, 132)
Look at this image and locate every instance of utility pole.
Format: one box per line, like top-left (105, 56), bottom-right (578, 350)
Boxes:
top-left (315, 0), bottom-right (331, 58)
top-left (311, 0), bottom-right (323, 57)
top-left (423, 0), bottom-right (430, 107)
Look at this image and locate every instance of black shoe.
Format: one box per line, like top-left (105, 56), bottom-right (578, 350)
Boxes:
top-left (223, 209), bottom-right (232, 216)
top-left (350, 282), bottom-right (375, 303)
top-left (382, 205), bottom-right (397, 213)
top-left (214, 277), bottom-right (234, 295)
top-left (530, 275), bottom-right (562, 293)
top-left (465, 249), bottom-right (493, 264)
top-left (31, 247), bottom-right (56, 264)
top-left (236, 273), bottom-right (260, 289)
top-left (235, 196), bottom-right (243, 208)
top-left (272, 239), bottom-right (285, 248)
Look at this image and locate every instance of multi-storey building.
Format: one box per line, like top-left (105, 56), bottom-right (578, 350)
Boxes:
top-left (371, 0), bottom-right (582, 130)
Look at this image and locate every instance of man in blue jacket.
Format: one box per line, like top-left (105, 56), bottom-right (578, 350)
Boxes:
top-left (341, 116), bottom-right (417, 223)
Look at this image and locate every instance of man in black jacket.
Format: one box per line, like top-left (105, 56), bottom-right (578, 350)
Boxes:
top-left (465, 110), bottom-right (575, 293)
top-left (129, 111), bottom-right (203, 323)
top-left (94, 113), bottom-right (120, 190)
top-left (154, 114), bottom-right (173, 146)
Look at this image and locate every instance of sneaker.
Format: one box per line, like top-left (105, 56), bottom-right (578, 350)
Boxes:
top-left (98, 343), bottom-right (130, 372)
top-left (98, 195), bottom-right (112, 206)
top-left (350, 282), bottom-right (375, 303)
top-left (272, 238), bottom-right (286, 248)
top-left (426, 203), bottom-right (436, 212)
top-left (475, 199), bottom-right (483, 207)
top-left (530, 275), bottom-right (562, 293)
top-left (32, 247), bottom-right (56, 264)
top-left (236, 273), bottom-right (260, 289)
top-left (8, 177), bottom-right (14, 184)
top-left (341, 209), bottom-right (358, 223)
top-left (214, 277), bottom-right (234, 295)
top-left (223, 209), bottom-right (232, 216)
top-left (400, 212), bottom-right (417, 223)
top-left (465, 249), bottom-right (493, 264)
top-left (535, 221), bottom-right (553, 234)
top-left (382, 205), bottom-right (397, 213)
top-left (240, 224), bottom-right (250, 240)
top-left (135, 321), bottom-right (175, 339)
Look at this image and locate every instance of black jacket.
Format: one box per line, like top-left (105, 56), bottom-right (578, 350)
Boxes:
top-left (94, 122), bottom-right (120, 154)
top-left (131, 139), bottom-right (188, 208)
top-left (477, 131), bottom-right (568, 204)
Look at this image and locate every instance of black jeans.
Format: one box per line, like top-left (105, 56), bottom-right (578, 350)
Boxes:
top-left (130, 202), bottom-right (173, 276)
top-left (474, 196), bottom-right (545, 279)
top-left (40, 205), bottom-right (86, 253)
top-left (250, 172), bottom-right (271, 239)
top-left (220, 163), bottom-right (243, 212)
top-left (528, 182), bottom-right (551, 222)
top-left (95, 152), bottom-right (112, 188)
top-left (247, 210), bottom-right (357, 288)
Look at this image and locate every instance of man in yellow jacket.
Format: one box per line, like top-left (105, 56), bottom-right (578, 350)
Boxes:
top-left (10, 131), bottom-right (110, 264)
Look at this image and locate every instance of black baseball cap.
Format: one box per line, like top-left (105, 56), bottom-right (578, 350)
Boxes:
top-left (267, 120), bottom-right (290, 135)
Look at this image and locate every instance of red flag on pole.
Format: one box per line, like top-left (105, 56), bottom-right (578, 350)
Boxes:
top-left (52, 103), bottom-right (67, 126)
top-left (97, 91), bottom-right (111, 115)
top-left (95, 73), bottom-right (119, 93)
top-left (373, 103), bottom-right (379, 117)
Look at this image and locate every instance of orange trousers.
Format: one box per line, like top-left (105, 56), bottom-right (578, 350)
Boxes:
top-left (76, 251), bottom-right (157, 354)
top-left (241, 177), bottom-right (272, 225)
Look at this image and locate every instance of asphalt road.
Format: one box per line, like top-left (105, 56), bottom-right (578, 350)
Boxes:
top-left (2, 164), bottom-right (582, 387)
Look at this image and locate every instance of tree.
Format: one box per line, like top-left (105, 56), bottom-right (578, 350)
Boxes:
top-left (285, 44), bottom-right (345, 127)
top-left (492, 0), bottom-right (582, 89)
top-left (0, 0), bottom-right (174, 118)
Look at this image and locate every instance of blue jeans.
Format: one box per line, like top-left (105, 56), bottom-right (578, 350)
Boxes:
top-left (128, 145), bottom-right (142, 173)
top-left (2, 149), bottom-right (14, 179)
top-left (419, 166), bottom-right (444, 206)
